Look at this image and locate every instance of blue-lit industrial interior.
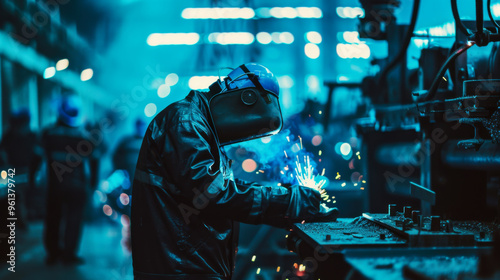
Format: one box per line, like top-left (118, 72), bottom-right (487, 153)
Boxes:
top-left (1, 0), bottom-right (500, 279)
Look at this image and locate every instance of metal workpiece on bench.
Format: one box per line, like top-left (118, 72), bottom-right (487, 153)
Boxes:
top-left (343, 247), bottom-right (491, 280)
top-left (362, 213), bottom-right (489, 247)
top-left (290, 215), bottom-right (499, 279)
top-left (290, 218), bottom-right (407, 253)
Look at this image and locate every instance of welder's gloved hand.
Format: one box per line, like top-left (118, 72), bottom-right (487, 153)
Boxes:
top-left (308, 204), bottom-right (339, 223)
top-left (286, 184), bottom-right (339, 223)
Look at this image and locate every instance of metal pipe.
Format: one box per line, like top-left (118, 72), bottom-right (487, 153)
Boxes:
top-left (442, 140), bottom-right (500, 170)
top-left (419, 41), bottom-right (475, 101)
top-left (451, 0), bottom-right (472, 36)
top-left (378, 0), bottom-right (421, 86)
top-left (477, 0), bottom-right (484, 34)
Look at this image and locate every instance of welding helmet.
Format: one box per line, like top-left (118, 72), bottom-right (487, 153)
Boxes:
top-left (208, 63), bottom-right (283, 146)
top-left (58, 94), bottom-right (82, 127)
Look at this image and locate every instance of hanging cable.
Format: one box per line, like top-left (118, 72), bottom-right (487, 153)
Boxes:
top-left (488, 0), bottom-right (500, 30)
top-left (377, 0), bottom-right (421, 87)
top-left (451, 0), bottom-right (473, 36)
top-left (416, 41), bottom-right (475, 101)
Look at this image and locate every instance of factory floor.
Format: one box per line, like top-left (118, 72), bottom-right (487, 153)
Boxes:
top-left (0, 220), bottom-right (133, 280)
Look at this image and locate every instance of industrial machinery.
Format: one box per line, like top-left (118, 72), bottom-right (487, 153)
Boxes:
top-left (288, 1), bottom-right (500, 279)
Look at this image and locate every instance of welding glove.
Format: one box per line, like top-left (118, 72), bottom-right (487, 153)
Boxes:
top-left (258, 184), bottom-right (337, 228)
top-left (286, 184), bottom-right (339, 223)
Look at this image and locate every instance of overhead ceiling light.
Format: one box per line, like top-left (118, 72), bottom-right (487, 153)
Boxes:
top-left (147, 33), bottom-right (200, 46)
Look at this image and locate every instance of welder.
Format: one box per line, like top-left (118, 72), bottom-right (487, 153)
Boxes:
top-left (131, 63), bottom-right (338, 280)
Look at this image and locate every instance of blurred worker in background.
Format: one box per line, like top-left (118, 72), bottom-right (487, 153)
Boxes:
top-left (112, 118), bottom-right (147, 182)
top-left (33, 94), bottom-right (94, 265)
top-left (0, 109), bottom-right (38, 230)
top-left (131, 63), bottom-right (339, 280)
top-left (112, 117), bottom-right (146, 253)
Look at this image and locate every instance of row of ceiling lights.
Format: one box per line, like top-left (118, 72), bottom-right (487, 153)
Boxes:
top-left (147, 31), bottom-right (322, 46)
top-left (181, 7), bottom-right (322, 20)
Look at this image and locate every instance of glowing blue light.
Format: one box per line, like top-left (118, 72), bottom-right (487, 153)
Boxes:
top-left (306, 75), bottom-right (320, 91)
top-left (255, 7), bottom-right (271, 18)
top-left (340, 143), bottom-right (352, 156)
top-left (157, 84), bottom-right (170, 98)
top-left (271, 32), bottom-right (282, 44)
top-left (261, 137), bottom-right (272, 144)
top-left (278, 75), bottom-right (294, 89)
top-left (335, 142), bottom-right (343, 155)
top-left (165, 73), bottom-right (179, 86)
top-left (144, 103), bottom-right (157, 117)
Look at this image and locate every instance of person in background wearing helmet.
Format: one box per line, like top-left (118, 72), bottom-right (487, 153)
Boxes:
top-left (0, 109), bottom-right (38, 230)
top-left (33, 94), bottom-right (93, 265)
top-left (131, 63), bottom-right (339, 280)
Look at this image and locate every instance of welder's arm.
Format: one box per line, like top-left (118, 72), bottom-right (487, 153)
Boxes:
top-left (235, 179), bottom-right (339, 227)
top-left (165, 117), bottom-right (337, 227)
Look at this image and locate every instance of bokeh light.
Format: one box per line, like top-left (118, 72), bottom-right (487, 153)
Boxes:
top-left (242, 159), bottom-right (258, 173)
top-left (340, 143), bottom-right (352, 156)
top-left (81, 68), bottom-right (93, 81)
top-left (165, 73), bottom-right (179, 86)
top-left (312, 135), bottom-right (323, 146)
top-left (56, 58), bottom-right (69, 71)
top-left (305, 43), bottom-right (320, 59)
top-left (103, 204), bottom-right (113, 216)
top-left (306, 31), bottom-right (322, 44)
top-left (157, 84), bottom-right (170, 98)
top-left (261, 137), bottom-right (271, 144)
top-left (43, 67), bottom-right (56, 79)
top-left (119, 193), bottom-right (130, 206)
top-left (256, 32), bottom-right (272, 44)
top-left (144, 103), bottom-right (157, 117)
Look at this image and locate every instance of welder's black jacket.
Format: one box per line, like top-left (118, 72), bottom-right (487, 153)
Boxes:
top-left (131, 91), bottom-right (322, 280)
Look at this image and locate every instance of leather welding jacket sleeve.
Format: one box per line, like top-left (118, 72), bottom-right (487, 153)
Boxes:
top-left (157, 111), bottom-right (323, 226)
